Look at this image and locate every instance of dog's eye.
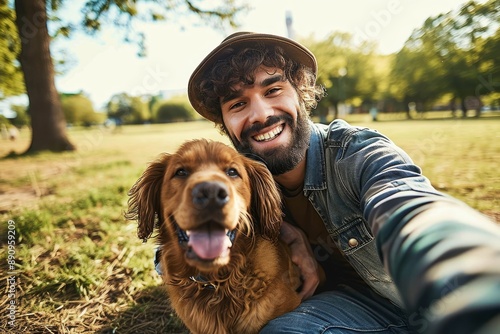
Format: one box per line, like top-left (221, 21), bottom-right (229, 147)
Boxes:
top-left (174, 168), bottom-right (189, 177)
top-left (226, 168), bottom-right (239, 178)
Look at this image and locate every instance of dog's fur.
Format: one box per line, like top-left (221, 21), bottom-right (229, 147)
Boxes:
top-left (126, 139), bottom-right (301, 334)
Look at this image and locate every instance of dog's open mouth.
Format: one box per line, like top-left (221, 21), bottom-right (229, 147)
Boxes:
top-left (179, 221), bottom-right (236, 262)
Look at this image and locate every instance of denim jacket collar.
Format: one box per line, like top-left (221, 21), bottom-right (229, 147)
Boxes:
top-left (304, 122), bottom-right (327, 191)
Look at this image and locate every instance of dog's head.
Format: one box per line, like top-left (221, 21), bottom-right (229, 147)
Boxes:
top-left (126, 139), bottom-right (283, 271)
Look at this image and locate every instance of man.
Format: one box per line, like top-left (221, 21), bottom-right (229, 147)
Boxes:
top-left (183, 32), bottom-right (500, 333)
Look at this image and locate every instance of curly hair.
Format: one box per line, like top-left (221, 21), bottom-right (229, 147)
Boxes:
top-left (197, 44), bottom-right (325, 134)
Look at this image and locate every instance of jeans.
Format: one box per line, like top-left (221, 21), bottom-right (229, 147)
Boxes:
top-left (260, 285), bottom-right (414, 334)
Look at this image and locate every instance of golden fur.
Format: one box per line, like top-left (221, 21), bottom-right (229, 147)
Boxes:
top-left (126, 139), bottom-right (301, 334)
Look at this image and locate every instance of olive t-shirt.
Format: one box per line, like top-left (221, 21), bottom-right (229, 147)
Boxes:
top-left (281, 186), bottom-right (367, 293)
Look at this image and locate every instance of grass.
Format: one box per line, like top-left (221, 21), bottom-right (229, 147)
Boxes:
top-left (0, 114), bottom-right (499, 333)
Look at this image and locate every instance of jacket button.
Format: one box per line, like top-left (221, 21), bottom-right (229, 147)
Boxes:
top-left (348, 238), bottom-right (359, 247)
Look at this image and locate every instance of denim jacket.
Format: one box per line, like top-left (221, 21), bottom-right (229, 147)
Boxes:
top-left (304, 119), bottom-right (451, 308)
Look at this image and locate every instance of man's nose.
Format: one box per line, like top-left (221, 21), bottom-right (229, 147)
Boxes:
top-left (247, 96), bottom-right (274, 124)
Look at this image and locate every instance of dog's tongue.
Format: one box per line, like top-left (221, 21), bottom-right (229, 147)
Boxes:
top-left (188, 227), bottom-right (231, 260)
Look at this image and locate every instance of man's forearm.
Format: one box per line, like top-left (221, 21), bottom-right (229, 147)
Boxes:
top-left (373, 197), bottom-right (500, 333)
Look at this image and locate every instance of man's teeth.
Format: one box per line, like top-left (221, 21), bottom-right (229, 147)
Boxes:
top-left (254, 125), bottom-right (283, 142)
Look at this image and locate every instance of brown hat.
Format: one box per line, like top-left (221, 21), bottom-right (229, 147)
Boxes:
top-left (187, 32), bottom-right (317, 123)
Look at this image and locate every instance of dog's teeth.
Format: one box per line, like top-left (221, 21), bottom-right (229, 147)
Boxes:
top-left (186, 230), bottom-right (191, 236)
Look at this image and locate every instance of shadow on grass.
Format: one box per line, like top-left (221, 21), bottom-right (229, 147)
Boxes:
top-left (0, 257), bottom-right (189, 334)
top-left (1, 149), bottom-right (33, 160)
top-left (98, 286), bottom-right (189, 334)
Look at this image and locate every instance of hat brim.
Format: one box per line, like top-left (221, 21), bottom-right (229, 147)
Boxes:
top-left (188, 32), bottom-right (317, 123)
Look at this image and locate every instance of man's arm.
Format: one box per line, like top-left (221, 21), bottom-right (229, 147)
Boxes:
top-left (346, 129), bottom-right (500, 333)
top-left (370, 192), bottom-right (500, 334)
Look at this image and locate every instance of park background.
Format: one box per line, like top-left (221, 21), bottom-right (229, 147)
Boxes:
top-left (1, 0), bottom-right (499, 333)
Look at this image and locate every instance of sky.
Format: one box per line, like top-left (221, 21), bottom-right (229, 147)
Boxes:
top-left (8, 0), bottom-right (477, 112)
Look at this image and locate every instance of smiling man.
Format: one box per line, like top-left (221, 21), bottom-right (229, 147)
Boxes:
top-left (221, 68), bottom-right (311, 177)
top-left (182, 32), bottom-right (500, 333)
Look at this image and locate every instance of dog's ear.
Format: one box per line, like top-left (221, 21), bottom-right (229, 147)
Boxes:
top-left (125, 153), bottom-right (170, 241)
top-left (245, 159), bottom-right (283, 241)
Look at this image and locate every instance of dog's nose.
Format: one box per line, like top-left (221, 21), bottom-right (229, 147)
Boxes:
top-left (192, 181), bottom-right (229, 209)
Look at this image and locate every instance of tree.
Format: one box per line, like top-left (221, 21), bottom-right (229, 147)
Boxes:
top-left (107, 92), bottom-right (149, 124)
top-left (390, 40), bottom-right (447, 117)
top-left (154, 98), bottom-right (195, 123)
top-left (480, 29), bottom-right (500, 103)
top-left (0, 0), bottom-right (24, 98)
top-left (15, 0), bottom-right (75, 152)
top-left (454, 0), bottom-right (500, 116)
top-left (11, 0), bottom-right (247, 153)
top-left (390, 0), bottom-right (500, 117)
top-left (304, 32), bottom-right (379, 119)
top-left (61, 93), bottom-right (102, 126)
top-left (10, 104), bottom-right (30, 128)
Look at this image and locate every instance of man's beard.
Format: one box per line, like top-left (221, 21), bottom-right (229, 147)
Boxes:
top-left (229, 112), bottom-right (311, 175)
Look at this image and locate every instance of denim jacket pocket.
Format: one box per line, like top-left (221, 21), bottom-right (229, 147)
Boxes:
top-left (332, 217), bottom-right (393, 284)
top-left (348, 240), bottom-right (404, 308)
top-left (332, 216), bottom-right (373, 255)
top-left (333, 217), bottom-right (403, 306)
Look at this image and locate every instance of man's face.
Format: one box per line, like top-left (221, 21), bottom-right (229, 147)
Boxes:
top-left (220, 66), bottom-right (311, 175)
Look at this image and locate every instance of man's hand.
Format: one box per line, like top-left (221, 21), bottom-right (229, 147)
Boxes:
top-left (280, 221), bottom-right (322, 300)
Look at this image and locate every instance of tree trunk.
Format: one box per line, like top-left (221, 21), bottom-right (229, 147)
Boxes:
top-left (460, 97), bottom-right (467, 118)
top-left (332, 100), bottom-right (339, 120)
top-left (15, 0), bottom-right (75, 153)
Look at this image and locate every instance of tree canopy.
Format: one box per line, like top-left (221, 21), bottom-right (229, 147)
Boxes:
top-left (391, 0), bottom-right (500, 115)
top-left (297, 0), bottom-right (500, 120)
top-left (0, 0), bottom-right (24, 99)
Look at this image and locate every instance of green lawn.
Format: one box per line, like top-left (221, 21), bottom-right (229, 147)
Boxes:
top-left (1, 116), bottom-right (498, 333)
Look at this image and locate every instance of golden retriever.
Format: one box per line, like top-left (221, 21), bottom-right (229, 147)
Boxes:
top-left (126, 139), bottom-right (301, 334)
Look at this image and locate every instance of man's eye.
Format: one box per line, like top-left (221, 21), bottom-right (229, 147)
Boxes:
top-left (266, 87), bottom-right (281, 96)
top-left (174, 168), bottom-right (189, 177)
top-left (226, 168), bottom-right (239, 178)
top-left (230, 101), bottom-right (245, 110)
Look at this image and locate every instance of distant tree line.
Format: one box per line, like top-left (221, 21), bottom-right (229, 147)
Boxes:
top-left (304, 0), bottom-right (499, 120)
top-left (0, 0), bottom-right (498, 152)
top-left (58, 92), bottom-right (197, 126)
top-left (5, 92), bottom-right (197, 128)
top-left (106, 93), bottom-right (196, 125)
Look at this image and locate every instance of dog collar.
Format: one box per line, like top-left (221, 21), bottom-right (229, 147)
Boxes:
top-left (189, 275), bottom-right (217, 290)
